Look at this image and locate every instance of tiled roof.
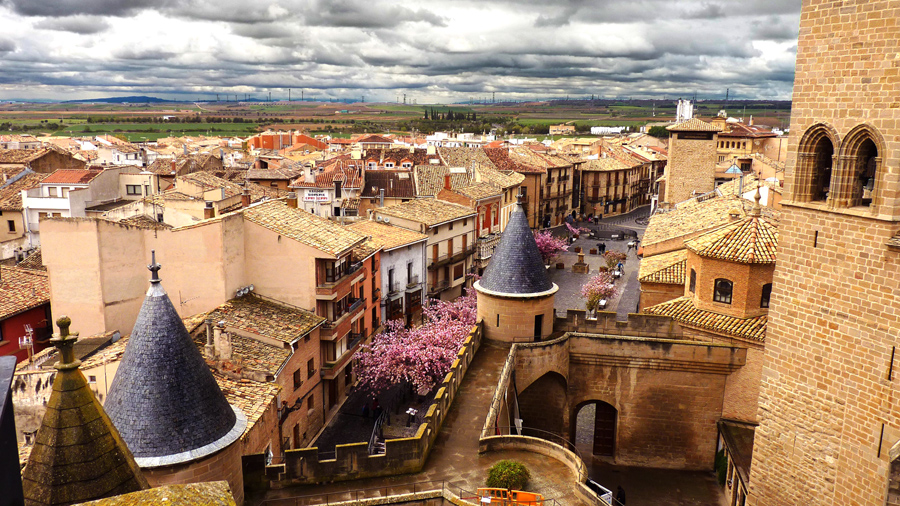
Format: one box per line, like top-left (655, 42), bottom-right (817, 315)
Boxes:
top-left (363, 148), bottom-right (442, 166)
top-left (478, 201), bottom-right (553, 295)
top-left (685, 214), bottom-right (779, 264)
top-left (718, 122), bottom-right (777, 138)
top-left (0, 172), bottom-right (45, 210)
top-left (666, 118), bottom-right (723, 132)
top-left (887, 234), bottom-right (900, 249)
top-left (214, 373), bottom-right (280, 441)
top-left (0, 266), bottom-right (50, 320)
top-left (475, 165), bottom-right (524, 190)
top-left (22, 324), bottom-right (150, 504)
top-left (638, 249), bottom-right (687, 285)
top-left (438, 147), bottom-right (498, 171)
top-left (290, 162), bottom-right (362, 189)
top-left (376, 198), bottom-right (475, 227)
top-left (205, 295), bottom-right (325, 345)
top-left (42, 169), bottom-right (102, 185)
top-left (246, 167), bottom-right (303, 180)
top-left (360, 170), bottom-right (416, 199)
top-left (643, 296), bottom-right (767, 342)
top-left (243, 200), bottom-right (366, 256)
top-left (178, 171), bottom-right (286, 201)
top-left (0, 147), bottom-right (56, 164)
top-left (414, 165), bottom-right (471, 197)
top-left (357, 134), bottom-right (393, 144)
top-left (484, 147), bottom-right (541, 173)
top-left (16, 248), bottom-right (45, 271)
top-left (118, 215), bottom-right (173, 230)
top-left (456, 182), bottom-right (502, 200)
top-left (581, 157), bottom-right (629, 172)
top-left (347, 220), bottom-right (427, 251)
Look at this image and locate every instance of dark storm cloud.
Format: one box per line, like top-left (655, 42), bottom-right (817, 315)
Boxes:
top-left (34, 15), bottom-right (111, 34)
top-left (0, 0), bottom-right (801, 101)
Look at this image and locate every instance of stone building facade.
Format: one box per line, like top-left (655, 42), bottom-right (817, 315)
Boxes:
top-left (748, 2), bottom-right (900, 504)
top-left (662, 119), bottom-right (722, 207)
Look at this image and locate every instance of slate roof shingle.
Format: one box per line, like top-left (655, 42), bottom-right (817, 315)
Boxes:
top-left (477, 201), bottom-right (554, 295)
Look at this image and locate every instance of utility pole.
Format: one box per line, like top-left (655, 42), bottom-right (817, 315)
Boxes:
top-left (726, 88), bottom-right (729, 102)
top-left (403, 93), bottom-right (406, 105)
top-left (302, 90), bottom-right (304, 102)
top-left (492, 91), bottom-right (495, 103)
top-left (288, 89), bottom-right (291, 102)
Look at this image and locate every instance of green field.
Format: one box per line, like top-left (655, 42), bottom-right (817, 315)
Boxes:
top-left (51, 122), bottom-right (260, 142)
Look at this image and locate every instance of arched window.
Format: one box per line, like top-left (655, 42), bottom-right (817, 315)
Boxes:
top-left (760, 283), bottom-right (772, 308)
top-left (689, 269), bottom-right (696, 293)
top-left (840, 125), bottom-right (883, 208)
top-left (796, 125), bottom-right (837, 203)
top-left (713, 279), bottom-right (733, 304)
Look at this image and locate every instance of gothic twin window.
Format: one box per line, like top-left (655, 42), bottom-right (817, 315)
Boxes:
top-left (799, 124), bottom-right (882, 209)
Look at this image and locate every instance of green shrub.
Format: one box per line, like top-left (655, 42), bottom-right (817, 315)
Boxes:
top-left (486, 460), bottom-right (530, 490)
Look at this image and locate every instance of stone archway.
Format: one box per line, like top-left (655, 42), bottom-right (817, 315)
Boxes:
top-left (573, 400), bottom-right (617, 457)
top-left (516, 371), bottom-right (567, 439)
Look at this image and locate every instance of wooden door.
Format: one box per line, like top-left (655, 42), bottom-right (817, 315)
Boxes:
top-left (593, 402), bottom-right (617, 456)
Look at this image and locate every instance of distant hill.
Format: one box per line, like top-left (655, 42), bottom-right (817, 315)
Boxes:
top-left (62, 96), bottom-right (175, 104)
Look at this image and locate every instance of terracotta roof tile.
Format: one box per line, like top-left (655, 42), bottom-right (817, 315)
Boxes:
top-left (685, 215), bottom-right (779, 264)
top-left (205, 295), bottom-right (325, 345)
top-left (643, 296), bottom-right (767, 342)
top-left (16, 248), bottom-right (45, 271)
top-left (0, 172), bottom-right (45, 210)
top-left (581, 157), bottom-right (629, 172)
top-left (414, 165), bottom-right (471, 197)
top-left (243, 200), bottom-right (366, 256)
top-left (362, 148), bottom-right (442, 166)
top-left (375, 198), bottom-right (475, 227)
top-left (346, 220), bottom-right (427, 251)
top-left (666, 118), bottom-right (723, 132)
top-left (290, 162), bottom-right (362, 189)
top-left (0, 266), bottom-right (50, 320)
top-left (42, 169), bottom-right (102, 184)
top-left (360, 170), bottom-right (416, 199)
top-left (178, 171), bottom-right (286, 201)
top-left (638, 249), bottom-right (688, 284)
top-left (456, 182), bottom-right (502, 200)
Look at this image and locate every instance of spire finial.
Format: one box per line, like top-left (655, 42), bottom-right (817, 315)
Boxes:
top-left (750, 186), bottom-right (762, 217)
top-left (51, 315), bottom-right (81, 370)
top-left (148, 250), bottom-right (162, 283)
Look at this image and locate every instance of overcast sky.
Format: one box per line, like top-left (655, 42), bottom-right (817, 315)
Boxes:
top-left (0, 0), bottom-right (801, 103)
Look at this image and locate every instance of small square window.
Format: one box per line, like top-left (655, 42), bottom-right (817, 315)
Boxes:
top-left (713, 279), bottom-right (733, 304)
top-left (7, 220), bottom-right (15, 233)
top-left (307, 394), bottom-right (314, 410)
top-left (126, 185), bottom-right (141, 196)
top-left (307, 358), bottom-right (316, 379)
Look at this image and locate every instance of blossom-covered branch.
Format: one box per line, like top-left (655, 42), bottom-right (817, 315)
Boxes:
top-left (581, 272), bottom-right (618, 311)
top-left (533, 230), bottom-right (568, 264)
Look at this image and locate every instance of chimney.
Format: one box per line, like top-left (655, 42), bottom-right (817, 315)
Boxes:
top-left (214, 321), bottom-right (232, 361)
top-left (379, 188), bottom-right (385, 207)
top-left (183, 144), bottom-right (188, 155)
top-left (335, 179), bottom-right (342, 199)
top-left (444, 174), bottom-right (451, 190)
top-left (241, 187), bottom-right (251, 208)
top-left (204, 319), bottom-right (216, 359)
top-left (287, 192), bottom-right (298, 208)
top-left (171, 159), bottom-right (176, 175)
top-left (304, 169), bottom-right (315, 184)
top-left (204, 201), bottom-right (215, 219)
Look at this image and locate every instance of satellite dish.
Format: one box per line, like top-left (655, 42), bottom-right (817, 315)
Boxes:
top-left (249, 284), bottom-right (255, 292)
top-left (383, 217), bottom-right (390, 223)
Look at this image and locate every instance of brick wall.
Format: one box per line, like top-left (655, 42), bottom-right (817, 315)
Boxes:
top-left (665, 133), bottom-right (717, 206)
top-left (688, 253), bottom-right (774, 320)
top-left (638, 281), bottom-right (684, 311)
top-left (748, 1), bottom-right (900, 505)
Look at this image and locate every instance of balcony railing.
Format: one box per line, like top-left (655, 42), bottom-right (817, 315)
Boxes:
top-left (387, 282), bottom-right (401, 296)
top-left (428, 279), bottom-right (450, 295)
top-left (428, 245), bottom-right (476, 270)
top-left (406, 275), bottom-right (420, 289)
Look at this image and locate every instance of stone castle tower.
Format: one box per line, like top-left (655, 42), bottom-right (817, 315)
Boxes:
top-left (475, 196), bottom-right (557, 342)
top-left (662, 118), bottom-right (722, 207)
top-left (748, 2), bottom-right (900, 505)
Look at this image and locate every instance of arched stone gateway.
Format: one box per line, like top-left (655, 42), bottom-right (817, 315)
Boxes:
top-left (573, 400), bottom-right (618, 457)
top-left (516, 371), bottom-right (568, 439)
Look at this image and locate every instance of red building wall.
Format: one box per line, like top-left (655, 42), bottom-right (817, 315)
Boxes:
top-left (0, 305), bottom-right (52, 362)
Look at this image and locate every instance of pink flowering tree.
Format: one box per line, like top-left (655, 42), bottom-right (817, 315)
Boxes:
top-left (355, 290), bottom-right (477, 395)
top-left (565, 222), bottom-right (590, 237)
top-left (533, 230), bottom-right (568, 264)
top-left (581, 272), bottom-right (618, 311)
top-left (602, 250), bottom-right (627, 271)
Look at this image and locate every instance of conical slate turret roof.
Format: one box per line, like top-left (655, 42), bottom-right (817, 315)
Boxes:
top-left (22, 317), bottom-right (149, 506)
top-left (478, 199), bottom-right (554, 295)
top-left (104, 252), bottom-right (244, 467)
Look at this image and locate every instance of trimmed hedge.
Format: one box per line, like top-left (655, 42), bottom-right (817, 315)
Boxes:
top-left (486, 460), bottom-right (531, 490)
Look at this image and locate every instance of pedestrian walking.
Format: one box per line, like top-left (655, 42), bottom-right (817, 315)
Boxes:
top-left (616, 485), bottom-right (626, 505)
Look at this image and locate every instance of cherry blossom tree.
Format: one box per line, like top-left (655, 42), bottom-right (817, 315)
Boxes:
top-left (581, 271), bottom-right (618, 311)
top-left (602, 250), bottom-right (627, 271)
top-left (533, 230), bottom-right (568, 264)
top-left (355, 289), bottom-right (477, 395)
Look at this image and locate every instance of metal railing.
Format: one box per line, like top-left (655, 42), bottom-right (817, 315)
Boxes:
top-left (367, 410), bottom-right (388, 455)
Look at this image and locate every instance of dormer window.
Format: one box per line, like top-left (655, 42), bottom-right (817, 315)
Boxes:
top-left (401, 162), bottom-right (412, 169)
top-left (713, 279), bottom-right (733, 304)
top-left (384, 162), bottom-right (394, 169)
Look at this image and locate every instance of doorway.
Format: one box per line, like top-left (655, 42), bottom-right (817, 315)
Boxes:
top-left (534, 314), bottom-right (543, 341)
top-left (574, 401), bottom-right (617, 457)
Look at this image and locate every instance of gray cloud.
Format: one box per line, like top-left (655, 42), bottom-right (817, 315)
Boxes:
top-left (0, 0), bottom-right (801, 102)
top-left (34, 15), bottom-right (111, 34)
